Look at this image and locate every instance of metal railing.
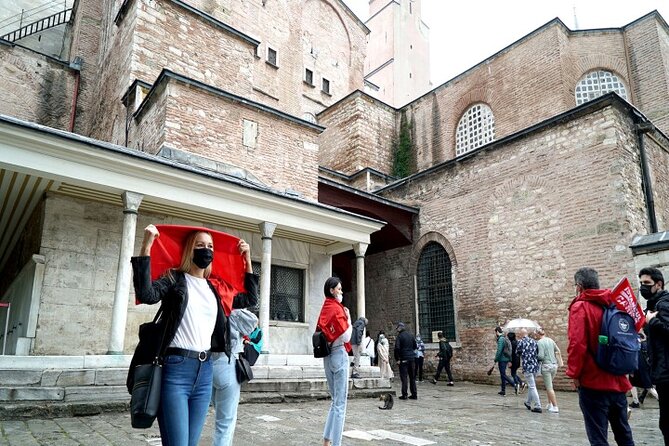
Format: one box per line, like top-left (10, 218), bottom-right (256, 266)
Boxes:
top-left (0, 0), bottom-right (70, 30)
top-left (1, 8), bottom-right (72, 42)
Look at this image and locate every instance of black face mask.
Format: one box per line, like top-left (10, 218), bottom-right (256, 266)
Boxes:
top-left (192, 248), bottom-right (213, 269)
top-left (639, 284), bottom-right (655, 300)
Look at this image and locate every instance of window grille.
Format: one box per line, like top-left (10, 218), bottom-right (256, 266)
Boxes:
top-left (574, 70), bottom-right (627, 105)
top-left (455, 103), bottom-right (495, 156)
top-left (416, 242), bottom-right (455, 342)
top-left (251, 262), bottom-right (305, 322)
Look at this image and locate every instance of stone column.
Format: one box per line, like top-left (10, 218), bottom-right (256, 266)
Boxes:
top-left (354, 243), bottom-right (368, 321)
top-left (259, 222), bottom-right (277, 353)
top-left (107, 192), bottom-right (143, 355)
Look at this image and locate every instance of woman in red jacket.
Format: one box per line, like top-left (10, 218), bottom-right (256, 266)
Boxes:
top-left (317, 277), bottom-right (352, 446)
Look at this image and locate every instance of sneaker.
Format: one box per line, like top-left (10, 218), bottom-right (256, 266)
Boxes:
top-left (498, 391), bottom-right (506, 396)
top-left (447, 382), bottom-right (454, 386)
top-left (408, 395), bottom-right (418, 400)
top-left (546, 403), bottom-right (553, 411)
top-left (548, 406), bottom-right (559, 413)
top-left (531, 407), bottom-right (543, 413)
top-left (524, 402), bottom-right (531, 410)
top-left (630, 402), bottom-right (640, 408)
top-left (399, 395), bottom-right (408, 400)
top-left (431, 378), bottom-right (437, 385)
top-left (520, 382), bottom-right (527, 393)
top-left (514, 384), bottom-right (519, 395)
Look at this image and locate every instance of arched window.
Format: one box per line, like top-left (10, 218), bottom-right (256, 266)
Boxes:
top-left (575, 70), bottom-right (628, 105)
top-left (455, 103), bottom-right (495, 156)
top-left (416, 242), bottom-right (455, 341)
top-left (302, 112), bottom-right (317, 124)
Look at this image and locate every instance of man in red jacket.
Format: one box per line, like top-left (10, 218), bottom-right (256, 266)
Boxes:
top-left (567, 267), bottom-right (635, 446)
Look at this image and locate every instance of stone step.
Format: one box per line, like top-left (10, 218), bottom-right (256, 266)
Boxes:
top-left (0, 365), bottom-right (381, 387)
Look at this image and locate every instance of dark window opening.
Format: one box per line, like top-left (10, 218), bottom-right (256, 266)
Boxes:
top-left (251, 262), bottom-right (305, 322)
top-left (305, 68), bottom-right (314, 86)
top-left (322, 78), bottom-right (330, 95)
top-left (417, 242), bottom-right (455, 342)
top-left (267, 47), bottom-right (278, 67)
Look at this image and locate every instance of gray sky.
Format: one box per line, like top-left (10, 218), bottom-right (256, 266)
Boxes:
top-left (343, 0), bottom-right (669, 86)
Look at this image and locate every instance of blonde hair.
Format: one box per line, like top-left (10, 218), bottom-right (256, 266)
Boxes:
top-left (177, 231), bottom-right (213, 278)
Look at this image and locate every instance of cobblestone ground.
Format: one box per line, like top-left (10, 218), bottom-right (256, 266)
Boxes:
top-left (0, 381), bottom-right (662, 445)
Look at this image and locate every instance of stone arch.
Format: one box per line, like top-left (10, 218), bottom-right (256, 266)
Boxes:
top-left (410, 231), bottom-right (458, 274)
top-left (570, 55), bottom-right (630, 104)
top-left (302, 0), bottom-right (352, 66)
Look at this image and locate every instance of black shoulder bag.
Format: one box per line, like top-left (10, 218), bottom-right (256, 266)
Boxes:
top-left (313, 326), bottom-right (331, 358)
top-left (128, 307), bottom-right (169, 429)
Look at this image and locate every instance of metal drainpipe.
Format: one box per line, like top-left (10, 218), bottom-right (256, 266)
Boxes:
top-left (636, 121), bottom-right (658, 233)
top-left (68, 56), bottom-right (83, 132)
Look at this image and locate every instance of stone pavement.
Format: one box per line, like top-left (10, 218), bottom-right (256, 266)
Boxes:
top-left (0, 381), bottom-right (662, 445)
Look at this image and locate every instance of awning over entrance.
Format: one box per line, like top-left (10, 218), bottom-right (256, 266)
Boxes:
top-left (0, 114), bottom-right (386, 271)
top-left (318, 177), bottom-right (418, 256)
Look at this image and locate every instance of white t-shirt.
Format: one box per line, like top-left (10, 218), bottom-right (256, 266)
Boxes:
top-left (169, 274), bottom-right (218, 352)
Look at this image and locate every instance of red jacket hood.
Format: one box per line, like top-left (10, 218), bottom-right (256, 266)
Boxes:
top-left (570, 288), bottom-right (612, 308)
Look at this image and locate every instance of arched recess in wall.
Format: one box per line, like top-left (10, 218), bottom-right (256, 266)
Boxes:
top-left (301, 0), bottom-right (352, 98)
top-left (411, 232), bottom-right (457, 342)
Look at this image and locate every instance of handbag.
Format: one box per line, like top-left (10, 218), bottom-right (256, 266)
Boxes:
top-left (128, 307), bottom-right (169, 429)
top-left (312, 329), bottom-right (331, 358)
top-left (235, 354), bottom-right (254, 383)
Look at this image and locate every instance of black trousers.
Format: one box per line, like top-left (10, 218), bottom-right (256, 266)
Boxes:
top-left (414, 356), bottom-right (424, 381)
top-left (657, 382), bottom-right (669, 445)
top-left (577, 387), bottom-right (634, 446)
top-left (434, 357), bottom-right (453, 382)
top-left (399, 359), bottom-right (417, 398)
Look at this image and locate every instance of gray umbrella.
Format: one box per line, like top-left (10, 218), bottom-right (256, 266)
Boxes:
top-left (503, 318), bottom-right (541, 333)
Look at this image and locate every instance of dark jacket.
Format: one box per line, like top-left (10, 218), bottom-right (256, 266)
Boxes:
top-left (508, 332), bottom-right (521, 369)
top-left (130, 256), bottom-right (258, 356)
top-left (351, 318), bottom-right (366, 346)
top-left (394, 329), bottom-right (417, 361)
top-left (647, 290), bottom-right (669, 384)
top-left (437, 339), bottom-right (453, 360)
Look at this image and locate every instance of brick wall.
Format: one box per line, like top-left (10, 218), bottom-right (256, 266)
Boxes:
top-left (365, 104), bottom-right (656, 388)
top-left (626, 15), bottom-right (669, 134)
top-left (390, 14), bottom-right (669, 176)
top-left (141, 80), bottom-right (322, 200)
top-left (0, 45), bottom-right (75, 130)
top-left (646, 135), bottom-right (669, 231)
top-left (318, 91), bottom-right (397, 175)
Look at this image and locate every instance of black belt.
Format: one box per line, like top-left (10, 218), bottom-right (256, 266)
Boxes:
top-left (165, 347), bottom-right (211, 362)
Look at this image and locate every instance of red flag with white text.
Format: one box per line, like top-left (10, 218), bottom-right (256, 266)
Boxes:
top-left (611, 277), bottom-right (646, 332)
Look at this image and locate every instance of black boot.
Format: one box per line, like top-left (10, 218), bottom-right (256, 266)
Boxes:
top-left (639, 388), bottom-right (648, 404)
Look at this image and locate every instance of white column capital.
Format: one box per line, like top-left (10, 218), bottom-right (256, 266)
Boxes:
top-left (259, 222), bottom-right (277, 239)
top-left (353, 242), bottom-right (368, 258)
top-left (122, 191), bottom-right (143, 214)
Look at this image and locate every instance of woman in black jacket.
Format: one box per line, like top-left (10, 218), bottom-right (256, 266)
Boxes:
top-left (131, 224), bottom-right (258, 446)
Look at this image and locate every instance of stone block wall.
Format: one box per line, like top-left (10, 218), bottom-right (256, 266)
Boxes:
top-left (318, 91), bottom-right (397, 175)
top-left (646, 135), bottom-right (669, 231)
top-left (0, 44), bottom-right (75, 130)
top-left (366, 104), bottom-right (655, 386)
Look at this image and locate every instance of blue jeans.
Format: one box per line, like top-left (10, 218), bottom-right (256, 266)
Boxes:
top-left (578, 387), bottom-right (634, 446)
top-left (498, 361), bottom-right (515, 393)
top-left (212, 353), bottom-right (241, 446)
top-left (157, 354), bottom-right (213, 446)
top-left (323, 346), bottom-right (349, 446)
